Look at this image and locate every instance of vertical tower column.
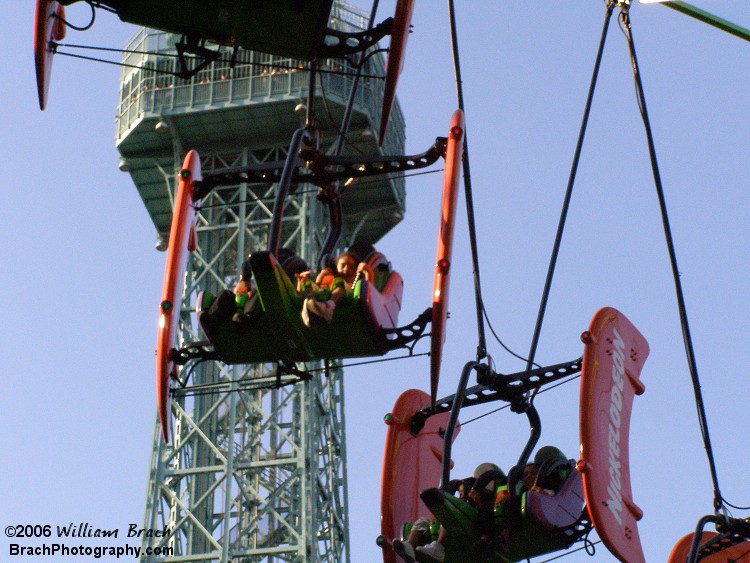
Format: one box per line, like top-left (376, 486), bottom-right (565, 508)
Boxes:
top-left (140, 147), bottom-right (349, 562)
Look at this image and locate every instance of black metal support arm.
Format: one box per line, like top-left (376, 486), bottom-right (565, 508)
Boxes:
top-left (441, 361), bottom-right (481, 489)
top-left (379, 308), bottom-right (432, 353)
top-left (516, 404), bottom-right (541, 467)
top-left (267, 127), bottom-right (316, 255)
top-left (318, 17), bottom-right (394, 58)
top-left (175, 39), bottom-right (221, 79)
top-left (688, 515), bottom-right (750, 563)
top-left (410, 357), bottom-right (582, 435)
top-left (194, 137), bottom-right (447, 197)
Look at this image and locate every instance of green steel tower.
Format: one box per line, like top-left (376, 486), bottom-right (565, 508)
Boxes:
top-left (114, 3), bottom-right (406, 561)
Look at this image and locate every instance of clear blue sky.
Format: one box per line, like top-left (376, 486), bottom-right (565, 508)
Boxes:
top-left (2, 2), bottom-right (749, 562)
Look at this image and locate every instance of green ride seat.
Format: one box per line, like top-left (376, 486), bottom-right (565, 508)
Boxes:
top-left (198, 250), bottom-right (403, 364)
top-left (418, 465), bottom-right (585, 562)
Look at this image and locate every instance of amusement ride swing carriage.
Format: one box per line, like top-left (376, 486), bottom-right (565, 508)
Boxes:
top-left (32, 0), bottom-right (463, 443)
top-left (375, 2), bottom-right (750, 562)
top-left (150, 108), bottom-right (466, 443)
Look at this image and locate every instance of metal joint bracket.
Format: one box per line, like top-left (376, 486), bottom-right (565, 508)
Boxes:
top-left (318, 17), bottom-right (394, 58)
top-left (379, 307), bottom-right (432, 353)
top-left (410, 357), bottom-right (583, 432)
top-left (196, 137), bottom-right (447, 195)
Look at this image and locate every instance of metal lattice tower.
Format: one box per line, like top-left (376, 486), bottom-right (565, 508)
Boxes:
top-left (114, 3), bottom-right (405, 561)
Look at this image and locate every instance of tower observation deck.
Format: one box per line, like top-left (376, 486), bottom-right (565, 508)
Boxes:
top-left (114, 2), bottom-right (406, 561)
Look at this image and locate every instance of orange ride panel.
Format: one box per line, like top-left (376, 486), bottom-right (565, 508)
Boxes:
top-left (380, 389), bottom-right (459, 562)
top-left (430, 109), bottom-right (464, 405)
top-left (579, 307), bottom-right (649, 563)
top-left (156, 150), bottom-right (200, 443)
top-left (668, 532), bottom-right (750, 563)
top-left (378, 0), bottom-right (415, 145)
top-left (34, 0), bottom-right (66, 110)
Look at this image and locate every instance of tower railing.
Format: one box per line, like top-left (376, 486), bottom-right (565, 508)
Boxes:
top-left (115, 30), bottom-right (406, 157)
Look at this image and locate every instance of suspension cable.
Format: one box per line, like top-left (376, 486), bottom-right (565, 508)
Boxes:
top-left (482, 300), bottom-right (541, 369)
top-left (618, 6), bottom-right (724, 512)
top-left (316, 0), bottom-right (381, 265)
top-left (537, 540), bottom-right (602, 562)
top-left (446, 0), bottom-right (487, 361)
top-left (54, 2), bottom-right (96, 31)
top-left (173, 352), bottom-right (431, 398)
top-left (330, 0), bottom-right (380, 156)
top-left (527, 1), bottom-right (616, 389)
top-left (52, 43), bottom-right (384, 80)
top-left (458, 372), bottom-right (582, 428)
